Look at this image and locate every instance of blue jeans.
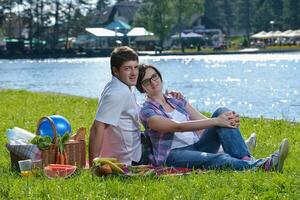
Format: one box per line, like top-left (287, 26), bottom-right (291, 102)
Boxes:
top-left (166, 107), bottom-right (267, 170)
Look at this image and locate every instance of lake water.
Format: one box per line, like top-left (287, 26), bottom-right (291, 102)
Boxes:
top-left (0, 52), bottom-right (299, 121)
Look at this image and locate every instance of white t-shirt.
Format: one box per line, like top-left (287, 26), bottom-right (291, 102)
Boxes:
top-left (168, 109), bottom-right (199, 150)
top-left (95, 76), bottom-right (141, 165)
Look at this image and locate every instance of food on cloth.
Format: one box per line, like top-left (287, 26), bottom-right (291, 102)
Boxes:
top-left (38, 115), bottom-right (71, 140)
top-left (44, 164), bottom-right (76, 179)
top-left (92, 157), bottom-right (125, 176)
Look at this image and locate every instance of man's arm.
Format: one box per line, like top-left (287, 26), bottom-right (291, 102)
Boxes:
top-left (88, 120), bottom-right (111, 166)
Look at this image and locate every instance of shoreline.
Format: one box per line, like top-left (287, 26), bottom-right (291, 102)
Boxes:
top-left (0, 48), bottom-right (299, 60)
top-left (151, 48), bottom-right (300, 56)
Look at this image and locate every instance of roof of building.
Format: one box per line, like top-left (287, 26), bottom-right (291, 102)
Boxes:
top-left (92, 0), bottom-right (141, 26)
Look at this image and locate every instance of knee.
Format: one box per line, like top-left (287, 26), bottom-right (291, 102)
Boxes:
top-left (212, 107), bottom-right (230, 117)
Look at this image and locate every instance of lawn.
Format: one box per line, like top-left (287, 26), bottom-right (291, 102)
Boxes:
top-left (0, 90), bottom-right (299, 199)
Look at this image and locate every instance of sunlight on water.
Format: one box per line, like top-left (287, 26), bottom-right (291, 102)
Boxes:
top-left (0, 52), bottom-right (299, 121)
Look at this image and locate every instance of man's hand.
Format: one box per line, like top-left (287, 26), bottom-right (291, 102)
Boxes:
top-left (165, 89), bottom-right (184, 99)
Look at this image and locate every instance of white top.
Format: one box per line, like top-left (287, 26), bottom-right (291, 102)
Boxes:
top-left (169, 109), bottom-right (199, 150)
top-left (95, 76), bottom-right (141, 165)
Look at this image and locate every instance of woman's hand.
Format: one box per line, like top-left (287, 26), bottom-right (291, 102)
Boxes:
top-left (214, 111), bottom-right (239, 128)
top-left (232, 111), bottom-right (240, 127)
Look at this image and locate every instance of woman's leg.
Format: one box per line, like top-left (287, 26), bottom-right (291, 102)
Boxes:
top-left (166, 145), bottom-right (266, 170)
top-left (194, 107), bottom-right (250, 159)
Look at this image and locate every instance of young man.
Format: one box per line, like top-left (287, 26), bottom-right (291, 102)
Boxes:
top-left (89, 46), bottom-right (141, 166)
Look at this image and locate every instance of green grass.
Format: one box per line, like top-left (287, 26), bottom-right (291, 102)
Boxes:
top-left (0, 89), bottom-right (299, 199)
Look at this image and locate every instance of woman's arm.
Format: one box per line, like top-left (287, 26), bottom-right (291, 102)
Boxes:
top-left (185, 103), bottom-right (208, 120)
top-left (147, 112), bottom-right (237, 134)
top-left (186, 103), bottom-right (240, 128)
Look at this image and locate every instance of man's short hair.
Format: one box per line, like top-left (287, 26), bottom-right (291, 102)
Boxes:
top-left (110, 46), bottom-right (139, 75)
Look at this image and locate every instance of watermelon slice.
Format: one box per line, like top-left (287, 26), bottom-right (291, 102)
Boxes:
top-left (44, 164), bottom-right (77, 179)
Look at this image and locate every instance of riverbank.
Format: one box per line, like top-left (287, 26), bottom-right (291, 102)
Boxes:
top-left (1, 47), bottom-right (300, 59)
top-left (154, 47), bottom-right (300, 56)
top-left (0, 89), bottom-right (299, 199)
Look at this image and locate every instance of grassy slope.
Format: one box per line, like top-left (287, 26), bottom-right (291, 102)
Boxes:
top-left (0, 90), bottom-right (299, 200)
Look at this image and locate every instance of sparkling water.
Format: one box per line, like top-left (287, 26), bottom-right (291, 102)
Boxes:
top-left (0, 52), bottom-right (299, 121)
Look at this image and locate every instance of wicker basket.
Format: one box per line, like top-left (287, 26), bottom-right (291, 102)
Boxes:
top-left (10, 116), bottom-right (86, 171)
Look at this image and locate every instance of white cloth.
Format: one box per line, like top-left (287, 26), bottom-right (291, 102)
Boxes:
top-left (168, 109), bottom-right (199, 150)
top-left (95, 76), bottom-right (141, 165)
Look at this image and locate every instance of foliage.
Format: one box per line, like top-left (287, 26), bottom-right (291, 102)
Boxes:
top-left (0, 0), bottom-right (299, 51)
top-left (0, 0), bottom-right (93, 48)
top-left (282, 0), bottom-right (300, 29)
top-left (135, 0), bottom-right (204, 49)
top-left (134, 0), bottom-right (173, 49)
top-left (252, 0), bottom-right (284, 32)
top-left (31, 135), bottom-right (52, 150)
top-left (0, 89), bottom-right (299, 199)
top-left (96, 0), bottom-right (110, 11)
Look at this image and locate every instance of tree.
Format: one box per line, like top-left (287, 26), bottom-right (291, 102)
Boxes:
top-left (283, 0), bottom-right (300, 29)
top-left (204, 0), bottom-right (225, 29)
top-left (222, 0), bottom-right (235, 37)
top-left (173, 0), bottom-right (204, 51)
top-left (236, 0), bottom-right (256, 45)
top-left (252, 0), bottom-right (284, 32)
top-left (23, 0), bottom-right (34, 49)
top-left (135, 0), bottom-right (173, 50)
top-left (96, 0), bottom-right (110, 11)
top-left (135, 0), bottom-right (204, 50)
top-left (0, 0), bottom-right (17, 37)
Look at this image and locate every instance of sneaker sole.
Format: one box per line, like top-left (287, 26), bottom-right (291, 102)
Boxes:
top-left (277, 138), bottom-right (289, 172)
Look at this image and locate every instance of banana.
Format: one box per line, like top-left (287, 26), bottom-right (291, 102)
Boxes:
top-left (100, 159), bottom-right (125, 174)
top-left (114, 162), bottom-right (126, 168)
top-left (99, 157), bottom-right (118, 162)
top-left (93, 157), bottom-right (118, 166)
top-left (92, 157), bottom-right (102, 166)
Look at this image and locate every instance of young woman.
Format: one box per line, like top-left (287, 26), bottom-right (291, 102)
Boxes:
top-left (136, 64), bottom-right (289, 172)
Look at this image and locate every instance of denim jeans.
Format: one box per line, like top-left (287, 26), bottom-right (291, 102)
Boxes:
top-left (166, 107), bottom-right (267, 170)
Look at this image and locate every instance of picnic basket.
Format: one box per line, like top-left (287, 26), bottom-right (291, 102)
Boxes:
top-left (9, 116), bottom-right (86, 171)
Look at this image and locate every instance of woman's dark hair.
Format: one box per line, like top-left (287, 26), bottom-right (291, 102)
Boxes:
top-left (136, 64), bottom-right (162, 93)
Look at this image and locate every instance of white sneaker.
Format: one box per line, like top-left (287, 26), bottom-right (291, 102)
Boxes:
top-left (245, 133), bottom-right (257, 153)
top-left (264, 138), bottom-right (289, 172)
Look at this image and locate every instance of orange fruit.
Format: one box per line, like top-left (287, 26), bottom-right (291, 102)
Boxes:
top-left (99, 164), bottom-right (113, 175)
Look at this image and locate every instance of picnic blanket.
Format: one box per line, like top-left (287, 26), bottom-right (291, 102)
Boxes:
top-left (124, 165), bottom-right (203, 176)
top-left (92, 164), bottom-right (203, 177)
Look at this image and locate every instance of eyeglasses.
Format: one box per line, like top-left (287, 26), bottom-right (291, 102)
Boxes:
top-left (141, 73), bottom-right (159, 87)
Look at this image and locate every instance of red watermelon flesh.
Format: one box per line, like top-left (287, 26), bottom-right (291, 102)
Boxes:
top-left (44, 164), bottom-right (76, 179)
